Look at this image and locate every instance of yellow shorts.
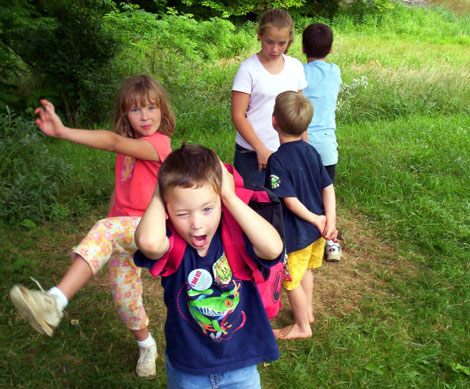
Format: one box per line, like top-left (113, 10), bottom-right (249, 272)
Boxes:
top-left (283, 237), bottom-right (326, 290)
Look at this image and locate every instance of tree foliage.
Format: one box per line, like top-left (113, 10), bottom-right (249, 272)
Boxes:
top-left (0, 0), bottom-right (395, 124)
top-left (0, 0), bottom-right (120, 125)
top-left (181, 0), bottom-right (306, 17)
top-left (117, 0), bottom-right (317, 18)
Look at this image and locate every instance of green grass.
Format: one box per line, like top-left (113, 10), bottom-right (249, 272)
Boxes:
top-left (1, 3), bottom-right (470, 388)
top-left (335, 114), bottom-right (470, 387)
top-left (340, 114), bottom-right (469, 252)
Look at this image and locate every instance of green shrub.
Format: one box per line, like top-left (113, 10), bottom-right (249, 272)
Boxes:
top-left (0, 108), bottom-right (114, 224)
top-left (162, 0), bottom-right (307, 18)
top-left (106, 7), bottom-right (252, 68)
top-left (0, 0), bottom-right (121, 125)
top-left (0, 108), bottom-right (73, 223)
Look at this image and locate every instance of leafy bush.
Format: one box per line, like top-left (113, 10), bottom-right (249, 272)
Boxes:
top-left (0, 108), bottom-right (114, 224)
top-left (0, 108), bottom-right (74, 223)
top-left (0, 0), bottom-right (120, 125)
top-left (341, 0), bottom-right (395, 23)
top-left (157, 0), bottom-right (307, 18)
top-left (106, 6), bottom-right (252, 66)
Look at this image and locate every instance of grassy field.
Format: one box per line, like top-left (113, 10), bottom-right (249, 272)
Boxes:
top-left (1, 2), bottom-right (469, 388)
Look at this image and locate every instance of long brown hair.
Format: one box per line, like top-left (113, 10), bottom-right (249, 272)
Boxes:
top-left (112, 75), bottom-right (176, 138)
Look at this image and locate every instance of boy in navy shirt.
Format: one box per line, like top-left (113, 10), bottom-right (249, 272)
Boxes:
top-left (134, 144), bottom-right (283, 388)
top-left (267, 91), bottom-right (338, 340)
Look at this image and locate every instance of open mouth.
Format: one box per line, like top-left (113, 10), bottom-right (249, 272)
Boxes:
top-left (191, 235), bottom-right (207, 248)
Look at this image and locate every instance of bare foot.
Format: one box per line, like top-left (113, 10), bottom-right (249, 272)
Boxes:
top-left (273, 324), bottom-right (312, 340)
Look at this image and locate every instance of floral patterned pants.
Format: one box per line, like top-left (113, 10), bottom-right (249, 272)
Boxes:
top-left (72, 217), bottom-right (148, 330)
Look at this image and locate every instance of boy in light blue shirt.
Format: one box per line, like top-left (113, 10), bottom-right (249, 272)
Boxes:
top-left (302, 23), bottom-right (342, 262)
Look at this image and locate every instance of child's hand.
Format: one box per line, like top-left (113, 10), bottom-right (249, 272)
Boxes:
top-left (313, 214), bottom-right (327, 235)
top-left (34, 99), bottom-right (66, 138)
top-left (219, 161), bottom-right (235, 201)
top-left (322, 220), bottom-right (338, 241)
top-left (255, 145), bottom-right (272, 172)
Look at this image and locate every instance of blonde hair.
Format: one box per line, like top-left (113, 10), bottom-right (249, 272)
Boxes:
top-left (112, 74), bottom-right (176, 138)
top-left (273, 91), bottom-right (313, 136)
top-left (257, 8), bottom-right (294, 53)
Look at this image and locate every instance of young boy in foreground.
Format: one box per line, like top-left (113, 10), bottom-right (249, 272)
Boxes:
top-left (134, 144), bottom-right (284, 388)
top-left (267, 91), bottom-right (338, 340)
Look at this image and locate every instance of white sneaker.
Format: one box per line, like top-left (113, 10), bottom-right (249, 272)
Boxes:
top-left (325, 240), bottom-right (342, 262)
top-left (10, 278), bottom-right (63, 337)
top-left (135, 341), bottom-right (157, 378)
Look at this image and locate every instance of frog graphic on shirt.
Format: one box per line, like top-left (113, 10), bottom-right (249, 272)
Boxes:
top-left (188, 280), bottom-right (241, 337)
top-left (186, 254), bottom-right (245, 341)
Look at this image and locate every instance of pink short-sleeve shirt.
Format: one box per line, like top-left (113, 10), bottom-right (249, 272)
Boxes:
top-left (109, 132), bottom-right (171, 217)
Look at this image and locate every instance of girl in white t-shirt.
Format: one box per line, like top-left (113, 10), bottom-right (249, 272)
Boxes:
top-left (231, 8), bottom-right (307, 186)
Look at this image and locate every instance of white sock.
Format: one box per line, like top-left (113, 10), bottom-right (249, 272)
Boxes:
top-left (47, 287), bottom-right (68, 312)
top-left (137, 333), bottom-right (155, 348)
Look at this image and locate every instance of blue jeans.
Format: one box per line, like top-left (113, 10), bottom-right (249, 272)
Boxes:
top-left (324, 164), bottom-right (336, 183)
top-left (166, 355), bottom-right (261, 389)
top-left (233, 144), bottom-right (266, 187)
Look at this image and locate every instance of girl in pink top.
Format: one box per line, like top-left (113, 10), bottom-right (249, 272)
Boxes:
top-left (10, 75), bottom-right (174, 378)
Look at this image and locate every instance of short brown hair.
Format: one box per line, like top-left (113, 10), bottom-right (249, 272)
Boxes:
top-left (113, 74), bottom-right (176, 138)
top-left (302, 23), bottom-right (333, 59)
top-left (273, 91), bottom-right (313, 136)
top-left (158, 144), bottom-right (222, 202)
top-left (257, 8), bottom-right (294, 53)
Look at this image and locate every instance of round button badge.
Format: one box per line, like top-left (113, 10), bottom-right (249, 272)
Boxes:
top-left (188, 268), bottom-right (213, 291)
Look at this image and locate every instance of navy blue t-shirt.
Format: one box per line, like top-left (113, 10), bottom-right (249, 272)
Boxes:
top-left (134, 226), bottom-right (281, 375)
top-left (266, 140), bottom-right (332, 253)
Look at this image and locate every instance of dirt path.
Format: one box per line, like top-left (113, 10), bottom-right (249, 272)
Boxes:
top-left (275, 210), bottom-right (412, 323)
top-left (51, 208), bottom-right (411, 336)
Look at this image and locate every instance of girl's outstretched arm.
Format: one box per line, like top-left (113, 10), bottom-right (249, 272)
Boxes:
top-left (35, 99), bottom-right (160, 161)
top-left (219, 163), bottom-right (283, 260)
top-left (135, 185), bottom-right (169, 259)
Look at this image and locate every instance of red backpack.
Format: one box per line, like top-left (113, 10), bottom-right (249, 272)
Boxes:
top-left (148, 165), bottom-right (286, 319)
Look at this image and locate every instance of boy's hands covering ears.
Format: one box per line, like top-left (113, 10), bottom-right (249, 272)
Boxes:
top-left (219, 161), bottom-right (236, 201)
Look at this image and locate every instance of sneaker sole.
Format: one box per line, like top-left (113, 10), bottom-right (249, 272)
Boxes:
top-left (135, 364), bottom-right (157, 379)
top-left (325, 251), bottom-right (341, 262)
top-left (136, 371), bottom-right (157, 379)
top-left (10, 285), bottom-right (54, 337)
top-left (325, 256), bottom-right (341, 262)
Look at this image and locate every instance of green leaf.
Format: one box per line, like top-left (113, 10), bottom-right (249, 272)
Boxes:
top-left (450, 363), bottom-right (470, 376)
top-left (21, 219), bottom-right (37, 228)
top-left (365, 364), bottom-right (384, 375)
